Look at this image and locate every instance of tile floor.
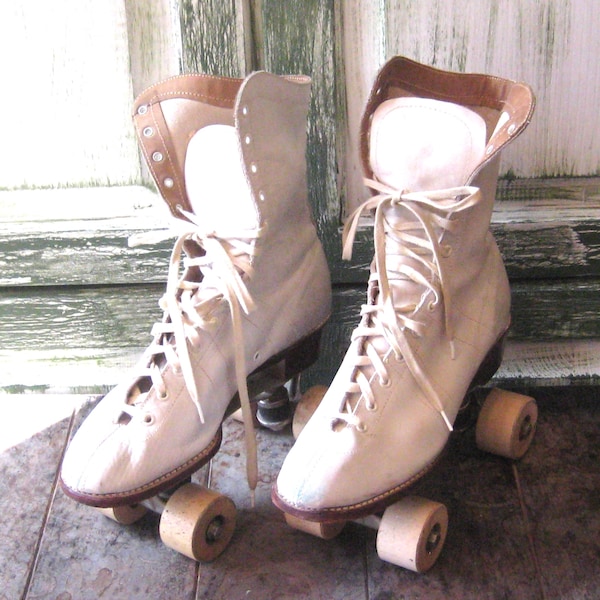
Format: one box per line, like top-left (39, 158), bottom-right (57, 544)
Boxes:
top-left (1, 386), bottom-right (598, 600)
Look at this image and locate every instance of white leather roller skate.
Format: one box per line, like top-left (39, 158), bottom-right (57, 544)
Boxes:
top-left (274, 56), bottom-right (536, 572)
top-left (60, 71), bottom-right (331, 561)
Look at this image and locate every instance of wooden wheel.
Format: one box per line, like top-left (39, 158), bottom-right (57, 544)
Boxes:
top-left (284, 512), bottom-right (345, 540)
top-left (97, 504), bottom-right (147, 525)
top-left (376, 496), bottom-right (448, 573)
top-left (292, 385), bottom-right (328, 439)
top-left (476, 388), bottom-right (538, 459)
top-left (159, 483), bottom-right (236, 561)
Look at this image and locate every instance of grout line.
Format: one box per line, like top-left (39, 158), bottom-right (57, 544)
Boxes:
top-left (20, 407), bottom-right (78, 600)
top-left (512, 463), bottom-right (548, 600)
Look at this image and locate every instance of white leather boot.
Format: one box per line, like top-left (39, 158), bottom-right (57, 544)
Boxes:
top-left (273, 57), bottom-right (534, 521)
top-left (61, 71), bottom-right (331, 507)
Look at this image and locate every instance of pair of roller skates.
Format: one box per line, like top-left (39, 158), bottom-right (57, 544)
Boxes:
top-left (60, 56), bottom-right (537, 572)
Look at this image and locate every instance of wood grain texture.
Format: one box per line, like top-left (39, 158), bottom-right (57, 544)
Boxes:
top-left (257, 0), bottom-right (345, 266)
top-left (178, 0), bottom-right (248, 76)
top-left (0, 0), bottom-right (141, 189)
top-left (124, 0), bottom-right (181, 96)
top-left (2, 281), bottom-right (598, 393)
top-left (368, 1), bottom-right (599, 178)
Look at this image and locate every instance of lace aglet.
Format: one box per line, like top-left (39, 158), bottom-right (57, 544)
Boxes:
top-left (441, 410), bottom-right (453, 432)
top-left (249, 488), bottom-right (256, 509)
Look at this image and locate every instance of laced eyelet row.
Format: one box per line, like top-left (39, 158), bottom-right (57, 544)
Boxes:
top-left (136, 103), bottom-right (177, 192)
top-left (239, 104), bottom-right (265, 201)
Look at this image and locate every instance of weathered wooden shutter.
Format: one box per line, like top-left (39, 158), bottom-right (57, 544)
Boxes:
top-left (2, 0), bottom-right (599, 392)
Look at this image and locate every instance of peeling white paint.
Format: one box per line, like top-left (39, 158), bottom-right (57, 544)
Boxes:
top-left (343, 0), bottom-right (600, 210)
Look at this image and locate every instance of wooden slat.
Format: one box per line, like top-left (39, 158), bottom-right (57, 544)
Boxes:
top-left (2, 281), bottom-right (599, 393)
top-left (382, 1), bottom-right (599, 178)
top-left (308, 284), bottom-right (600, 389)
top-left (256, 0), bottom-right (344, 270)
top-left (0, 284), bottom-right (162, 393)
top-left (124, 0), bottom-right (180, 97)
top-left (324, 178), bottom-right (600, 284)
top-left (178, 0), bottom-right (249, 76)
top-left (3, 180), bottom-right (600, 287)
top-left (0, 187), bottom-right (171, 287)
top-left (0, 0), bottom-right (141, 189)
top-left (0, 416), bottom-right (72, 599)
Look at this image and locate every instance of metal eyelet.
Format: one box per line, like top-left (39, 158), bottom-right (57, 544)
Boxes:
top-left (143, 126), bottom-right (154, 137)
top-left (250, 163), bottom-right (258, 174)
top-left (440, 244), bottom-right (452, 258)
top-left (258, 191), bottom-right (266, 202)
top-left (379, 376), bottom-right (391, 388)
top-left (356, 421), bottom-right (368, 433)
top-left (143, 413), bottom-right (155, 425)
top-left (242, 106), bottom-right (249, 116)
top-left (137, 104), bottom-right (148, 115)
top-left (485, 145), bottom-right (494, 155)
top-left (244, 135), bottom-right (251, 145)
top-left (152, 151), bottom-right (163, 162)
top-left (164, 177), bottom-right (174, 188)
top-left (507, 123), bottom-right (517, 135)
top-left (366, 400), bottom-right (378, 412)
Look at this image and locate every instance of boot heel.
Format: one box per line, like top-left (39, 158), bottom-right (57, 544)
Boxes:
top-left (229, 327), bottom-right (325, 426)
top-left (280, 327), bottom-right (323, 380)
top-left (469, 331), bottom-right (507, 389)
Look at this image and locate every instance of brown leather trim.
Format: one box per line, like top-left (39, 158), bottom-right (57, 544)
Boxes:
top-left (360, 56), bottom-right (536, 181)
top-left (133, 73), bottom-right (243, 113)
top-left (132, 74), bottom-right (244, 217)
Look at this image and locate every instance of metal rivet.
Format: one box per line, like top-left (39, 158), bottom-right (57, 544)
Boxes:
top-left (507, 123), bottom-right (517, 135)
top-left (152, 151), bottom-right (163, 162)
top-left (164, 177), bottom-right (174, 188)
top-left (250, 163), bottom-right (258, 174)
top-left (486, 145), bottom-right (494, 155)
top-left (242, 106), bottom-right (248, 116)
top-left (137, 104), bottom-right (148, 115)
top-left (258, 191), bottom-right (265, 202)
top-left (143, 126), bottom-right (154, 137)
top-left (244, 135), bottom-right (251, 145)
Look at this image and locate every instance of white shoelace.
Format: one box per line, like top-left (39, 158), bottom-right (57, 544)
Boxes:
top-left (336, 179), bottom-right (479, 433)
top-left (124, 209), bottom-right (264, 498)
